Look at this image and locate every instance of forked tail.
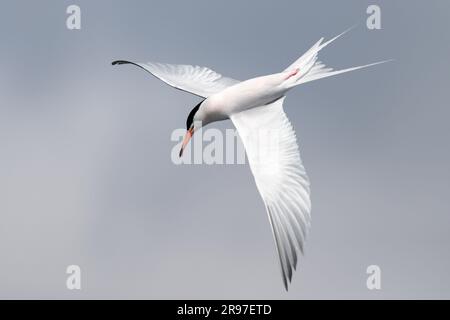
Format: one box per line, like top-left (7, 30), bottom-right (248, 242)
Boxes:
top-left (283, 27), bottom-right (392, 88)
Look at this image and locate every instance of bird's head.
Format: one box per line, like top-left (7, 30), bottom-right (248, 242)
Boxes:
top-left (179, 100), bottom-right (204, 157)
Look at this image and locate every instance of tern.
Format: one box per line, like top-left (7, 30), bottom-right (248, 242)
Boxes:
top-left (112, 28), bottom-right (390, 290)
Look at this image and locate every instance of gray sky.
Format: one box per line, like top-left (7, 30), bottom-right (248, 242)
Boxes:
top-left (1, 0), bottom-right (450, 299)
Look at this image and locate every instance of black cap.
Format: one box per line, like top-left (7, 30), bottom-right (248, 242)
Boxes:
top-left (186, 100), bottom-right (204, 129)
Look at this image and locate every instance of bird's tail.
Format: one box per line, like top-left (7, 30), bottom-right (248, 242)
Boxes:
top-left (283, 27), bottom-right (392, 88)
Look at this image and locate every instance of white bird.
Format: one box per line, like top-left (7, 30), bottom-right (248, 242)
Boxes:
top-left (112, 28), bottom-right (390, 290)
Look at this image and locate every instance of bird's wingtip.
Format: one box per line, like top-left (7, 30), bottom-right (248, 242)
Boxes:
top-left (284, 279), bottom-right (291, 292)
top-left (111, 60), bottom-right (130, 66)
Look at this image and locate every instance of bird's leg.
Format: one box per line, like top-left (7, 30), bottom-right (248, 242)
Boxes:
top-left (285, 68), bottom-right (300, 80)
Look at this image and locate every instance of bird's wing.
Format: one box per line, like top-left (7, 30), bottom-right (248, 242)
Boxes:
top-left (230, 97), bottom-right (311, 290)
top-left (112, 60), bottom-right (240, 98)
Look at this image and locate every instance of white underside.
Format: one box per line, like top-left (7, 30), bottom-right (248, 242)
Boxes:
top-left (113, 27), bottom-right (390, 290)
top-left (199, 72), bottom-right (291, 124)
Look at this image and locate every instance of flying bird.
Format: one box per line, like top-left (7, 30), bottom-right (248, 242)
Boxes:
top-left (112, 28), bottom-right (390, 290)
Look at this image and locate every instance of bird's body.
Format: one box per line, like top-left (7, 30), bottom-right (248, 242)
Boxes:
top-left (112, 27), bottom-right (390, 290)
top-left (200, 72), bottom-right (289, 125)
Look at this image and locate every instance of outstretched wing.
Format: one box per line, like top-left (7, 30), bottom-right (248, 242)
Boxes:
top-left (230, 97), bottom-right (311, 290)
top-left (112, 60), bottom-right (239, 98)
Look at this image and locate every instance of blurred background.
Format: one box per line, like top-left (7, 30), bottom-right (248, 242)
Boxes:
top-left (0, 0), bottom-right (449, 298)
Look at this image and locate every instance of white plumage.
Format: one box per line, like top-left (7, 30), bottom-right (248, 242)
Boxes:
top-left (113, 29), bottom-right (390, 290)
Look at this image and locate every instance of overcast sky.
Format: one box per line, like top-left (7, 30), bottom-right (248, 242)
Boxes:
top-left (1, 0), bottom-right (450, 298)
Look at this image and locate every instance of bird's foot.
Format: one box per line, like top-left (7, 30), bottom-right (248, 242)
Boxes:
top-left (285, 68), bottom-right (300, 80)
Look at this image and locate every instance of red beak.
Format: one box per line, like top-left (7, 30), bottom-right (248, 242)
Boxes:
top-left (179, 127), bottom-right (194, 157)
